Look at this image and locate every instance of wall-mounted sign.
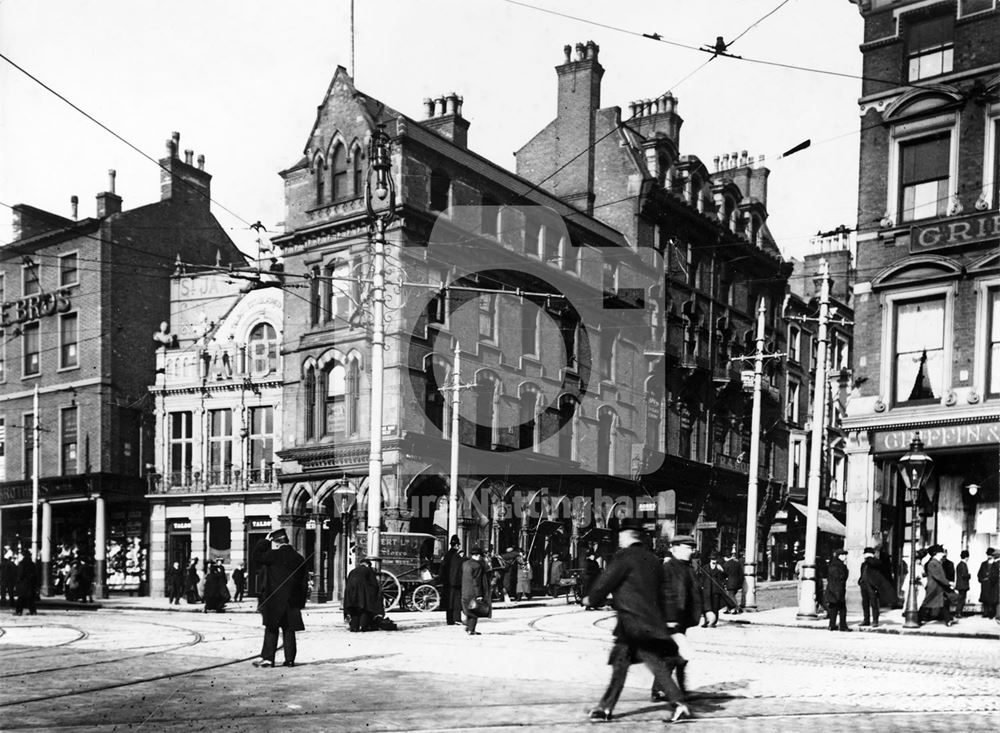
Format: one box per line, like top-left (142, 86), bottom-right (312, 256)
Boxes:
top-left (1, 290), bottom-right (72, 327)
top-left (248, 519), bottom-right (272, 530)
top-left (911, 212), bottom-right (1000, 254)
top-left (872, 422), bottom-right (1000, 454)
top-left (168, 520), bottom-right (191, 531)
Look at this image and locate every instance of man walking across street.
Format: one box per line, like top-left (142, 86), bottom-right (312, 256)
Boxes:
top-left (585, 520), bottom-right (688, 724)
top-left (955, 550), bottom-right (971, 618)
top-left (440, 535), bottom-right (464, 625)
top-left (825, 548), bottom-right (851, 632)
top-left (654, 535), bottom-right (702, 703)
top-left (251, 528), bottom-right (309, 668)
top-left (461, 546), bottom-right (491, 635)
top-left (722, 551), bottom-right (742, 614)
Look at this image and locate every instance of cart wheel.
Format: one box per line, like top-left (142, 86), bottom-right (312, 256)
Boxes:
top-left (377, 570), bottom-right (402, 611)
top-left (410, 584), bottom-right (440, 612)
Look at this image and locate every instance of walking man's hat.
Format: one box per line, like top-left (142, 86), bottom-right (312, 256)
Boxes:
top-left (266, 528), bottom-right (289, 543)
top-left (670, 535), bottom-right (697, 546)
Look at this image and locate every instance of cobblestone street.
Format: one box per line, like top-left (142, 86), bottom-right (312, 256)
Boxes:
top-left (3, 601), bottom-right (998, 731)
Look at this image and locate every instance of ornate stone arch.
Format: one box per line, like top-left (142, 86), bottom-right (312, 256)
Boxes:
top-left (870, 254), bottom-right (962, 290)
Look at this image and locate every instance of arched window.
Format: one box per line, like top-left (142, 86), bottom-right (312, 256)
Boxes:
top-left (557, 394), bottom-right (577, 461)
top-left (352, 147), bottom-right (364, 197)
top-left (597, 407), bottom-right (616, 474)
top-left (304, 368), bottom-right (316, 440)
top-left (474, 372), bottom-right (497, 449)
top-left (314, 157), bottom-right (326, 205)
top-left (519, 385), bottom-right (539, 451)
top-left (248, 323), bottom-right (278, 376)
top-left (430, 168), bottom-right (450, 212)
top-left (331, 144), bottom-right (348, 201)
top-left (347, 358), bottom-right (360, 435)
top-left (325, 362), bottom-right (346, 437)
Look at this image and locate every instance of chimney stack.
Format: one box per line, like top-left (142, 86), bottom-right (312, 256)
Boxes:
top-left (184, 149), bottom-right (194, 165)
top-left (96, 168), bottom-right (123, 218)
top-left (421, 91), bottom-right (470, 149)
top-left (159, 130), bottom-right (212, 207)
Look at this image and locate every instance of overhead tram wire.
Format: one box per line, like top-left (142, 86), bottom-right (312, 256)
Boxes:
top-left (0, 52), bottom-right (255, 229)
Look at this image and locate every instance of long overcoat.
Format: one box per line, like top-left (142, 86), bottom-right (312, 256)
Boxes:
top-left (920, 557), bottom-right (949, 611)
top-left (824, 558), bottom-right (849, 604)
top-left (461, 558), bottom-right (492, 618)
top-left (980, 560), bottom-right (999, 605)
top-left (252, 539), bottom-right (308, 631)
top-left (859, 557), bottom-right (898, 607)
top-left (15, 557), bottom-right (38, 600)
top-left (343, 564), bottom-right (384, 617)
top-left (699, 562), bottom-right (728, 613)
top-left (589, 543), bottom-right (677, 648)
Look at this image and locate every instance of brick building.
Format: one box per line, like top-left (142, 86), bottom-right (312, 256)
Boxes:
top-left (845, 0), bottom-right (1000, 605)
top-left (146, 269), bottom-right (284, 599)
top-left (0, 133), bottom-right (245, 597)
top-left (516, 42), bottom-right (793, 564)
top-left (273, 67), bottom-right (660, 604)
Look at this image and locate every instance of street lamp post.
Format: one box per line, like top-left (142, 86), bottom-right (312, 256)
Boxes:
top-left (333, 481), bottom-right (358, 601)
top-left (896, 432), bottom-right (934, 629)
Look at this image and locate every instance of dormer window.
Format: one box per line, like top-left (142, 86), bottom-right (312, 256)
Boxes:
top-left (905, 13), bottom-right (954, 82)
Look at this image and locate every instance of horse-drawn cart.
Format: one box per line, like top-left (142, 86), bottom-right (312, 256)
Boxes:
top-left (356, 532), bottom-right (446, 613)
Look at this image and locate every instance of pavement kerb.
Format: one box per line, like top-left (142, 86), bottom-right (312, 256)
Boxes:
top-left (728, 606), bottom-right (1000, 641)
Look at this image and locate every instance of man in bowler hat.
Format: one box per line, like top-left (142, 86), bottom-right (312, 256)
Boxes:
top-left (252, 528), bottom-right (309, 668)
top-left (584, 519), bottom-right (688, 724)
top-left (440, 535), bottom-right (464, 625)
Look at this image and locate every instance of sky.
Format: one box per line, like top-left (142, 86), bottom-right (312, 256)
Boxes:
top-left (0, 0), bottom-right (864, 259)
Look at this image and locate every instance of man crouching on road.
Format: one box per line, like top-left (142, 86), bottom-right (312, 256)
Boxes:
top-left (252, 528), bottom-right (309, 668)
top-left (583, 518), bottom-right (689, 724)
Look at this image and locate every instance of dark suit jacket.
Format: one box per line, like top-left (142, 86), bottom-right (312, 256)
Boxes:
top-left (589, 543), bottom-right (675, 645)
top-left (252, 539), bottom-right (308, 630)
top-left (921, 557), bottom-right (949, 610)
top-left (955, 561), bottom-right (971, 592)
top-left (723, 558), bottom-right (743, 591)
top-left (461, 558), bottom-right (491, 617)
top-left (442, 548), bottom-right (463, 589)
top-left (343, 564), bottom-right (384, 616)
top-left (824, 558), bottom-right (848, 604)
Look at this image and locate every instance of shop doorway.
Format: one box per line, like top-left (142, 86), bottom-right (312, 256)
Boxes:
top-left (245, 530), bottom-right (269, 597)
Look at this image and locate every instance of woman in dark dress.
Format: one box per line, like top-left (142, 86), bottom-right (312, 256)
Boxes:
top-left (186, 559), bottom-right (201, 603)
top-left (203, 563), bottom-right (230, 613)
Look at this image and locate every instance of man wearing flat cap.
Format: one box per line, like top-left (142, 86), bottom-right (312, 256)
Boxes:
top-left (651, 534), bottom-right (701, 706)
top-left (252, 527), bottom-right (309, 667)
top-left (584, 519), bottom-right (688, 724)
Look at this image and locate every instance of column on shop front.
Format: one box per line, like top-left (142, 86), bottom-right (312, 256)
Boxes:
top-left (94, 496), bottom-right (107, 599)
top-left (149, 503), bottom-right (167, 598)
top-left (228, 503), bottom-right (246, 596)
top-left (189, 503), bottom-right (206, 573)
top-left (844, 430), bottom-right (876, 608)
top-left (40, 500), bottom-right (51, 596)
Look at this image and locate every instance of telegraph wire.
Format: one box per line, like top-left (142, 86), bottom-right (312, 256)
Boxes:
top-left (0, 52), bottom-right (255, 228)
top-left (727, 0), bottom-right (793, 48)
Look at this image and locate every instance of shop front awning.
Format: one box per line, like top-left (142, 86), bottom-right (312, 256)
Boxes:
top-left (789, 502), bottom-right (846, 537)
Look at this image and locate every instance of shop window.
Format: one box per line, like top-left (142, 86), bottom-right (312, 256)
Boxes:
top-left (430, 169), bottom-right (450, 212)
top-left (899, 133), bottom-right (950, 222)
top-left (59, 313), bottom-right (79, 369)
top-left (905, 13), bottom-right (953, 82)
top-left (22, 322), bottom-right (40, 377)
top-left (248, 406), bottom-right (274, 483)
top-left (894, 296), bottom-right (946, 404)
top-left (248, 322), bottom-right (278, 376)
top-left (169, 411), bottom-right (193, 486)
top-left (208, 409), bottom-right (233, 485)
top-left (22, 261), bottom-right (40, 296)
top-left (60, 252), bottom-right (78, 287)
top-left (331, 144), bottom-right (348, 201)
top-left (61, 407), bottom-right (77, 475)
top-left (23, 412), bottom-right (34, 480)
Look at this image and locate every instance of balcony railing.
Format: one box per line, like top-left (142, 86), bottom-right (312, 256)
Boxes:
top-left (148, 466), bottom-right (278, 494)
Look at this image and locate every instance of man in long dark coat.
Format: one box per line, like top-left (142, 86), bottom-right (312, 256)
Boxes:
top-left (252, 528), bottom-right (308, 668)
top-left (858, 546), bottom-right (896, 628)
top-left (166, 561), bottom-right (184, 604)
top-left (955, 550), bottom-right (971, 618)
top-left (920, 545), bottom-right (954, 626)
top-left (1, 549), bottom-right (17, 607)
top-left (653, 534), bottom-right (701, 703)
top-left (584, 520), bottom-right (687, 724)
top-left (979, 549), bottom-right (997, 618)
top-left (14, 549), bottom-right (38, 616)
top-left (440, 535), bottom-right (463, 625)
top-left (461, 546), bottom-right (491, 635)
top-left (722, 551), bottom-right (743, 614)
top-left (825, 548), bottom-right (850, 631)
top-left (343, 559), bottom-right (384, 632)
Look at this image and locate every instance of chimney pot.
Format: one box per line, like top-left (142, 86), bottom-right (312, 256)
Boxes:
top-left (446, 94), bottom-right (457, 115)
top-left (70, 195), bottom-right (79, 220)
top-left (585, 40), bottom-right (599, 60)
top-left (713, 156), bottom-right (720, 172)
top-left (722, 154), bottom-right (730, 169)
top-left (184, 149), bottom-right (194, 165)
top-left (423, 97), bottom-right (435, 118)
top-left (171, 132), bottom-right (181, 158)
top-left (108, 169), bottom-right (116, 194)
top-left (740, 150), bottom-right (748, 167)
top-left (643, 99), bottom-right (653, 116)
top-left (436, 96), bottom-right (447, 117)
top-left (563, 44), bottom-right (572, 63)
top-left (197, 154), bottom-right (205, 170)
top-left (575, 42), bottom-right (586, 61)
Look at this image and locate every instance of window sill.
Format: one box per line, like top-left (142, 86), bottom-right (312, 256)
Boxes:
top-left (58, 365), bottom-right (80, 373)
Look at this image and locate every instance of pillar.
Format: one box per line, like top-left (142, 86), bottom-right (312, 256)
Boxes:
top-left (844, 430), bottom-right (875, 609)
top-left (311, 514), bottom-right (327, 603)
top-left (149, 503), bottom-right (167, 598)
top-left (40, 501), bottom-right (52, 596)
top-left (94, 496), bottom-right (107, 599)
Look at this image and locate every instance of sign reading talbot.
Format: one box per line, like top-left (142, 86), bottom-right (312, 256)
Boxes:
top-left (873, 422), bottom-right (1000, 454)
top-left (911, 212), bottom-right (1000, 253)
